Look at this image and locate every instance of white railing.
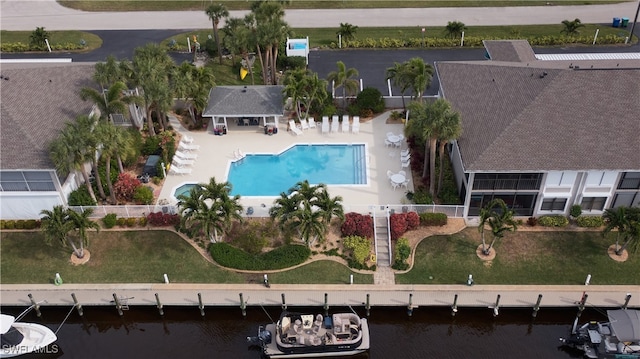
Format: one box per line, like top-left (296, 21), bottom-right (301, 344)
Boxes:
top-left (343, 204), bottom-right (465, 218)
top-left (68, 205), bottom-right (178, 218)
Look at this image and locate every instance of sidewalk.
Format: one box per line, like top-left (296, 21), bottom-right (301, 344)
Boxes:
top-left (1, 0), bottom-right (637, 31)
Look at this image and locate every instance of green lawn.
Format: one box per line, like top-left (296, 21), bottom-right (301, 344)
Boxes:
top-left (396, 228), bottom-right (640, 285)
top-left (0, 30), bottom-right (103, 51)
top-left (57, 0), bottom-right (627, 11)
top-left (269, 260), bottom-right (374, 285)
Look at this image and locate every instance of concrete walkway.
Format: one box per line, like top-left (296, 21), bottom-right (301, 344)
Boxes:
top-left (1, 0), bottom-right (638, 31)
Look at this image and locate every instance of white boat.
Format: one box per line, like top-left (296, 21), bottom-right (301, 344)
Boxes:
top-left (560, 309), bottom-right (640, 359)
top-left (0, 313), bottom-right (57, 358)
top-left (248, 311), bottom-right (370, 358)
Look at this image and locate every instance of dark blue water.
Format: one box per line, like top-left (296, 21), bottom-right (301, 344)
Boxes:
top-left (2, 305), bottom-right (601, 359)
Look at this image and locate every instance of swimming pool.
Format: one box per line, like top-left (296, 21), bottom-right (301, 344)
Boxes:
top-left (228, 144), bottom-right (367, 196)
top-left (171, 182), bottom-right (198, 201)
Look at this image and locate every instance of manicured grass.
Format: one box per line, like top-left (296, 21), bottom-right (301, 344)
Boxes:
top-left (269, 260), bottom-right (374, 285)
top-left (0, 30), bottom-right (103, 51)
top-left (0, 230), bottom-right (246, 284)
top-left (395, 228), bottom-right (640, 285)
top-left (57, 0), bottom-right (626, 11)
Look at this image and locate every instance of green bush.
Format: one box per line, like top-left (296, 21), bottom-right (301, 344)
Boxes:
top-left (355, 87), bottom-right (385, 115)
top-left (15, 220), bottom-right (25, 229)
top-left (227, 221), bottom-right (271, 255)
top-left (392, 237), bottom-right (411, 270)
top-left (412, 187), bottom-right (433, 204)
top-left (570, 204), bottom-right (583, 219)
top-left (0, 220), bottom-right (5, 230)
top-left (68, 186), bottom-right (97, 206)
top-left (102, 213), bottom-right (117, 228)
top-left (538, 215), bottom-right (569, 227)
top-left (209, 243), bottom-right (311, 270)
top-left (24, 220), bottom-right (38, 229)
top-left (116, 217), bottom-right (127, 227)
top-left (576, 216), bottom-right (605, 228)
top-left (138, 217), bottom-right (148, 226)
top-left (420, 212), bottom-right (448, 226)
top-left (126, 217), bottom-right (137, 227)
top-left (4, 220), bottom-right (15, 229)
top-left (141, 136), bottom-right (162, 156)
top-left (133, 186), bottom-right (154, 205)
top-left (342, 235), bottom-right (371, 265)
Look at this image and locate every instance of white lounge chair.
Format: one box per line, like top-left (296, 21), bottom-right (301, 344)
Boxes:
top-left (169, 166), bottom-right (192, 175)
top-left (172, 157), bottom-right (194, 167)
top-left (175, 150), bottom-right (198, 160)
top-left (351, 116), bottom-right (360, 134)
top-left (401, 153), bottom-right (411, 162)
top-left (300, 119), bottom-right (310, 130)
top-left (181, 135), bottom-right (194, 144)
top-left (179, 142), bottom-right (200, 151)
top-left (308, 117), bottom-right (316, 129)
top-left (400, 148), bottom-right (410, 157)
top-left (341, 116), bottom-right (350, 133)
top-left (289, 120), bottom-right (303, 136)
top-left (401, 159), bottom-right (410, 169)
top-left (322, 116), bottom-right (330, 134)
top-left (331, 117), bottom-right (339, 133)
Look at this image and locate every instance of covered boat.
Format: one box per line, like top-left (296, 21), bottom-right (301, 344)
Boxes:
top-left (248, 311), bottom-right (370, 358)
top-left (560, 309), bottom-right (640, 359)
top-left (0, 313), bottom-right (57, 358)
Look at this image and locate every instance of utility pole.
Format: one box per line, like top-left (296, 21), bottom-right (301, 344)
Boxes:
top-left (629, 0), bottom-right (640, 44)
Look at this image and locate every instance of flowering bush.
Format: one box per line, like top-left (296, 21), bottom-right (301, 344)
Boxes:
top-left (389, 213), bottom-right (408, 240)
top-left (113, 173), bottom-right (141, 202)
top-left (405, 212), bottom-right (420, 230)
top-left (147, 212), bottom-right (180, 226)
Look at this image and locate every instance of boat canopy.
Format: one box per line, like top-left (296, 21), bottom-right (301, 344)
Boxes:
top-left (608, 310), bottom-right (640, 342)
top-left (0, 314), bottom-right (15, 334)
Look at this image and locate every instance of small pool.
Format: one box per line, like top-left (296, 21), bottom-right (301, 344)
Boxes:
top-left (171, 182), bottom-right (198, 201)
top-left (228, 144), bottom-right (367, 196)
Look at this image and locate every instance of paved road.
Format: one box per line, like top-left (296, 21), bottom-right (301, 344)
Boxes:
top-left (1, 0), bottom-right (639, 31)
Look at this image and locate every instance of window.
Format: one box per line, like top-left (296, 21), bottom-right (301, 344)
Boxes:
top-left (0, 171), bottom-right (56, 192)
top-left (618, 172), bottom-right (640, 190)
top-left (541, 198), bottom-right (567, 211)
top-left (580, 197), bottom-right (607, 211)
top-left (612, 193), bottom-right (640, 208)
top-left (472, 173), bottom-right (542, 191)
top-left (468, 193), bottom-right (537, 216)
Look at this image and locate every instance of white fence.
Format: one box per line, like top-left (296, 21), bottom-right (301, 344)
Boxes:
top-left (68, 205), bottom-right (178, 219)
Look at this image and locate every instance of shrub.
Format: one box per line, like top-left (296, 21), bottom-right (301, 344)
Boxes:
top-left (570, 204), bottom-right (583, 219)
top-left (126, 217), bottom-right (137, 227)
top-left (576, 216), bottom-right (605, 228)
top-left (412, 187), bottom-right (433, 204)
top-left (390, 213), bottom-right (408, 240)
top-left (538, 215), bottom-right (569, 227)
top-left (68, 186), bottom-right (96, 206)
top-left (227, 221), bottom-right (271, 255)
top-left (420, 212), bottom-right (448, 226)
top-left (527, 217), bottom-right (538, 226)
top-left (392, 237), bottom-right (411, 270)
top-left (138, 217), bottom-right (148, 226)
top-left (5, 220), bottom-right (15, 229)
top-left (405, 212), bottom-right (420, 230)
top-left (147, 212), bottom-right (180, 226)
top-left (15, 220), bottom-right (25, 229)
top-left (141, 136), bottom-right (162, 156)
top-left (24, 219), bottom-right (38, 229)
top-left (133, 186), bottom-right (154, 205)
top-left (355, 87), bottom-right (385, 115)
top-left (343, 235), bottom-right (371, 265)
top-left (113, 173), bottom-right (141, 202)
top-left (340, 212), bottom-right (374, 238)
top-left (116, 217), bottom-right (127, 227)
top-left (102, 213), bottom-right (117, 228)
top-left (209, 243), bottom-right (310, 270)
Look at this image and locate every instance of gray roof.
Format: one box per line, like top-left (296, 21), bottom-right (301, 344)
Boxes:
top-left (436, 59), bottom-right (640, 172)
top-left (0, 63), bottom-right (97, 170)
top-left (202, 85), bottom-right (285, 117)
top-left (483, 40), bottom-right (538, 63)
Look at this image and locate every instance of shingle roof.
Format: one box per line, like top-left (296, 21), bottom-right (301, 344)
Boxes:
top-left (0, 63), bottom-right (97, 170)
top-left (483, 40), bottom-right (538, 63)
top-left (202, 85), bottom-right (285, 117)
top-left (436, 60), bottom-right (640, 172)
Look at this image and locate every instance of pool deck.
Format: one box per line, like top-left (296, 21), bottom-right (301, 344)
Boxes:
top-left (161, 112), bottom-right (412, 215)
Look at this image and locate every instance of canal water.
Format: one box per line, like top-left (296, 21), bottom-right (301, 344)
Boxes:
top-left (3, 305), bottom-right (606, 358)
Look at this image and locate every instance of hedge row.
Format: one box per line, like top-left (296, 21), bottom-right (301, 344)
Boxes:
top-left (538, 215), bottom-right (569, 227)
top-left (209, 242), bottom-right (311, 270)
top-left (575, 216), bottom-right (605, 228)
top-left (1, 42), bottom-right (87, 53)
top-left (0, 219), bottom-right (41, 230)
top-left (419, 212), bottom-right (448, 226)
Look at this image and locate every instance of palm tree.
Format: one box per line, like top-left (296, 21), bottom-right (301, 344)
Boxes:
top-left (386, 62), bottom-right (412, 112)
top-left (222, 17), bottom-right (244, 64)
top-left (172, 62), bottom-right (216, 120)
top-left (315, 189), bottom-right (344, 224)
top-left (478, 199), bottom-right (518, 256)
top-left (407, 57), bottom-right (434, 103)
top-left (80, 81), bottom-right (141, 121)
top-left (252, 2), bottom-right (289, 85)
top-left (283, 69), bottom-right (328, 119)
top-left (561, 18), bottom-right (585, 35)
top-left (49, 115), bottom-right (98, 204)
top-left (337, 22), bottom-right (358, 44)
top-left (67, 208), bottom-right (100, 259)
top-left (40, 205), bottom-right (74, 254)
top-left (95, 121), bottom-right (131, 204)
top-left (445, 21), bottom-right (467, 39)
top-left (93, 55), bottom-right (131, 90)
top-left (205, 3), bottom-right (229, 64)
top-left (288, 206), bottom-right (326, 246)
top-left (270, 191), bottom-right (300, 230)
top-left (29, 27), bottom-right (49, 50)
top-left (603, 206), bottom-right (640, 256)
top-left (436, 108), bottom-right (462, 195)
top-left (327, 61), bottom-right (359, 110)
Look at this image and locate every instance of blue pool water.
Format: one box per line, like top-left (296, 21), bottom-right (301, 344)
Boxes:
top-left (228, 144), bottom-right (367, 196)
top-left (172, 183), bottom-right (197, 199)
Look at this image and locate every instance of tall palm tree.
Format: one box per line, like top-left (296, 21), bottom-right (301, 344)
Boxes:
top-left (252, 2), bottom-right (289, 85)
top-left (95, 121), bottom-right (130, 204)
top-left (172, 62), bottom-right (216, 120)
top-left (66, 208), bottom-right (100, 259)
top-left (80, 81), bottom-right (141, 121)
top-left (478, 199), bottom-right (518, 256)
top-left (315, 189), bottom-right (344, 224)
top-left (288, 206), bottom-right (325, 246)
top-left (337, 22), bottom-right (359, 43)
top-left (406, 57), bottom-right (434, 103)
top-left (386, 62), bottom-right (412, 112)
top-left (40, 205), bottom-right (74, 254)
top-left (49, 116), bottom-right (98, 204)
top-left (445, 21), bottom-right (467, 39)
top-left (222, 17), bottom-right (244, 64)
top-left (327, 61), bottom-right (359, 110)
top-left (561, 18), bottom-right (585, 35)
top-left (270, 191), bottom-right (300, 230)
top-left (436, 108), bottom-right (462, 195)
top-left (205, 3), bottom-right (229, 64)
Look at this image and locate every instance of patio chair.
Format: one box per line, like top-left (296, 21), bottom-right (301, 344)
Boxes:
top-left (288, 120), bottom-right (303, 136)
top-left (401, 153), bottom-right (411, 162)
top-left (387, 132), bottom-right (395, 138)
top-left (175, 150), bottom-right (198, 160)
top-left (179, 142), bottom-right (200, 151)
top-left (385, 138), bottom-right (393, 147)
top-left (387, 170), bottom-right (394, 179)
top-left (181, 135), bottom-right (194, 144)
top-left (400, 148), bottom-right (410, 157)
top-left (308, 117), bottom-right (316, 129)
top-left (322, 116), bottom-right (330, 134)
top-left (331, 117), bottom-right (339, 133)
top-left (398, 170), bottom-right (406, 177)
top-left (172, 157), bottom-right (194, 167)
top-left (391, 181), bottom-right (400, 190)
top-left (300, 118), bottom-right (310, 130)
top-left (341, 116), bottom-right (350, 133)
top-left (351, 116), bottom-right (360, 134)
top-left (401, 159), bottom-right (410, 169)
top-left (169, 166), bottom-right (192, 175)
top-left (401, 178), bottom-right (411, 189)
